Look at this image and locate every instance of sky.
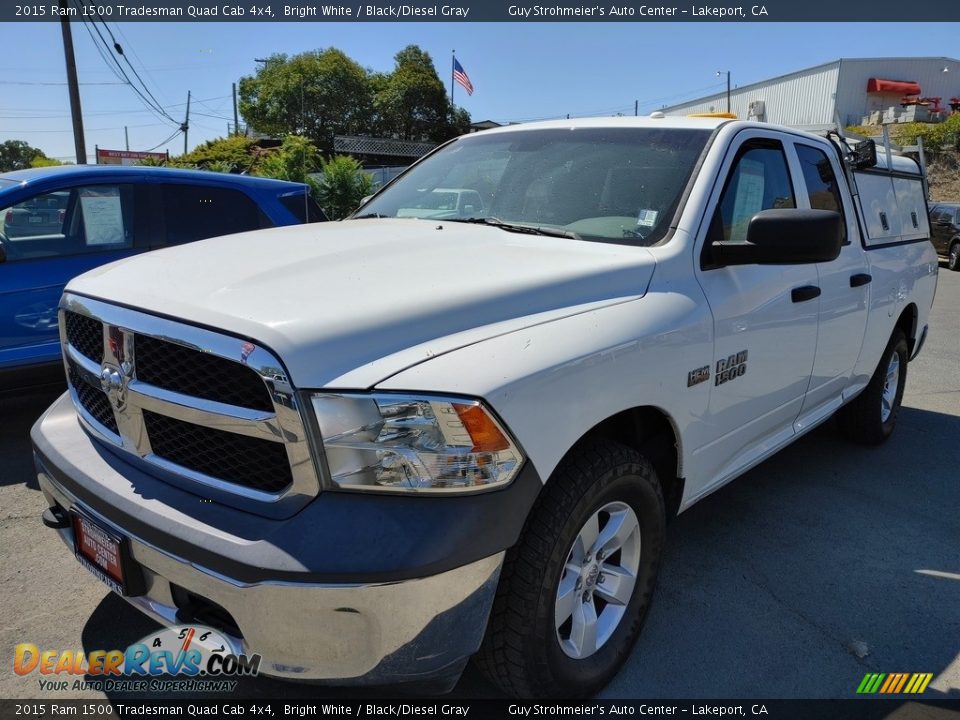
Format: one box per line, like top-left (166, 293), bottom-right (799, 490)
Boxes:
top-left (4, 21), bottom-right (960, 162)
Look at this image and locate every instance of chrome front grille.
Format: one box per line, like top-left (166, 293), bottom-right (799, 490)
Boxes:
top-left (65, 311), bottom-right (104, 364)
top-left (67, 358), bottom-right (118, 434)
top-left (134, 333), bottom-right (275, 412)
top-left (59, 294), bottom-right (320, 518)
top-left (142, 410), bottom-right (293, 493)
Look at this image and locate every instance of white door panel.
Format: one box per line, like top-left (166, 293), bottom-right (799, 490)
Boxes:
top-left (789, 140), bottom-right (870, 423)
top-left (691, 131), bottom-right (819, 497)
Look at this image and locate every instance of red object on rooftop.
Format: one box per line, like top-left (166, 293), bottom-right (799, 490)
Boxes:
top-left (867, 78), bottom-right (922, 95)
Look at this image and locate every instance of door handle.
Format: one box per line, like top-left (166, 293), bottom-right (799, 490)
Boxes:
top-left (791, 285), bottom-right (821, 303)
top-left (850, 273), bottom-right (872, 288)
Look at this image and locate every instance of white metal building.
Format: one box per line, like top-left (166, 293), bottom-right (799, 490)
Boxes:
top-left (661, 57), bottom-right (960, 126)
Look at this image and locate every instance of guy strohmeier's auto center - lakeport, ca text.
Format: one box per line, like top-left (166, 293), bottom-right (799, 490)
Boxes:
top-left (30, 3), bottom-right (772, 19)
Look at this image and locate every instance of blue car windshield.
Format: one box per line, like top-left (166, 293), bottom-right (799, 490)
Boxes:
top-left (355, 127), bottom-right (711, 246)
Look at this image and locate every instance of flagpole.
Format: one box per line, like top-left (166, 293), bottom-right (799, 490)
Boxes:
top-left (450, 50), bottom-right (456, 108)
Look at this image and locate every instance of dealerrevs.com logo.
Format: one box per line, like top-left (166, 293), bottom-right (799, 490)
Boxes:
top-left (14, 625), bottom-right (261, 693)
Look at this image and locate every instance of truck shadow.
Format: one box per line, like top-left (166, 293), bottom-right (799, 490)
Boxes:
top-left (78, 406), bottom-right (957, 700)
top-left (0, 387), bottom-right (63, 490)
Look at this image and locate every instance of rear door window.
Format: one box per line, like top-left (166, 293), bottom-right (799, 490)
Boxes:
top-left (279, 192), bottom-right (328, 223)
top-left (795, 143), bottom-right (847, 243)
top-left (160, 185), bottom-right (269, 246)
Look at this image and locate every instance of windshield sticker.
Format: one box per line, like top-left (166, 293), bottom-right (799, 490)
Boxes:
top-left (636, 209), bottom-right (659, 227)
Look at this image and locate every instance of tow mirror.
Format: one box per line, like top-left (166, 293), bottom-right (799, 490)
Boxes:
top-left (712, 209), bottom-right (843, 266)
top-left (850, 139), bottom-right (877, 169)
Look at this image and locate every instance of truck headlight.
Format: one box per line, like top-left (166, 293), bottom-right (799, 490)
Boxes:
top-left (311, 393), bottom-right (524, 492)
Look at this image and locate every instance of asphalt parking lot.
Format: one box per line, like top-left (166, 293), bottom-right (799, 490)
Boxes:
top-left (1, 269), bottom-right (957, 703)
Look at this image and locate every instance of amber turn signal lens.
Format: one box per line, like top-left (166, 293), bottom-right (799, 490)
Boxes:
top-left (453, 403), bottom-right (510, 452)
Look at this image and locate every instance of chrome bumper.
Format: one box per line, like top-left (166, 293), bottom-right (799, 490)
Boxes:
top-left (38, 467), bottom-right (503, 685)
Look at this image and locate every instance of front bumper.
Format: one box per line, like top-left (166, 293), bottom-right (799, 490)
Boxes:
top-left (31, 394), bottom-right (526, 685)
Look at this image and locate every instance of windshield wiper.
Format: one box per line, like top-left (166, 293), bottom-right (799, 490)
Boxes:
top-left (352, 212), bottom-right (387, 219)
top-left (448, 216), bottom-right (581, 240)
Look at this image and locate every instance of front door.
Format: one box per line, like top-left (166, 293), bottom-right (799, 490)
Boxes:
top-left (689, 132), bottom-right (820, 498)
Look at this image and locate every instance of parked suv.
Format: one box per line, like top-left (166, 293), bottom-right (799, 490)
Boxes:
top-left (928, 202), bottom-right (960, 270)
top-left (0, 165), bottom-right (326, 392)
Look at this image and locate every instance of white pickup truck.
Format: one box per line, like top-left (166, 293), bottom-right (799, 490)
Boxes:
top-left (32, 117), bottom-right (937, 698)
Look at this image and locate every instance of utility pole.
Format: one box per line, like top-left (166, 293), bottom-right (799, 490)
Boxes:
top-left (59, 0), bottom-right (87, 164)
top-left (124, 126), bottom-right (129, 151)
top-left (716, 70), bottom-right (731, 114)
top-left (182, 90), bottom-right (191, 155)
top-left (232, 82), bottom-right (239, 136)
top-left (634, 99), bottom-right (638, 116)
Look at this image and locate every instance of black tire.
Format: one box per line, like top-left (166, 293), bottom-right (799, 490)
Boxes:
top-left (474, 440), bottom-right (665, 698)
top-left (837, 329), bottom-right (908, 445)
top-left (948, 241), bottom-right (960, 271)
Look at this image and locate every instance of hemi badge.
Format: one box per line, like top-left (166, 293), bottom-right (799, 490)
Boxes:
top-left (687, 365), bottom-right (710, 387)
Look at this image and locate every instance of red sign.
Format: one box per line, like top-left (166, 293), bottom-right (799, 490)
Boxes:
top-left (96, 148), bottom-right (168, 166)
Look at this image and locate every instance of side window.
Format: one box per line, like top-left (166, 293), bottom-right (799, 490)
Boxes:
top-left (161, 185), bottom-right (268, 246)
top-left (712, 143), bottom-right (795, 245)
top-left (938, 208), bottom-right (955, 224)
top-left (0, 185), bottom-right (134, 262)
top-left (796, 143), bottom-right (847, 243)
top-left (279, 193), bottom-right (328, 223)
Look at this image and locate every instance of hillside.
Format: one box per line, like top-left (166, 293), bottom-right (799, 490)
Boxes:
top-left (926, 154), bottom-right (960, 202)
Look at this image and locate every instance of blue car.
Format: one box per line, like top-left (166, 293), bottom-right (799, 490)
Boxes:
top-left (0, 165), bottom-right (326, 393)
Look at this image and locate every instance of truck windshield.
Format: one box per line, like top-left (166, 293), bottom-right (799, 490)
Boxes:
top-left (355, 127), bottom-right (711, 245)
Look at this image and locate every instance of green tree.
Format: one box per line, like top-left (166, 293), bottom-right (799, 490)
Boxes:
top-left (375, 45), bottom-right (468, 142)
top-left (178, 135), bottom-right (260, 172)
top-left (312, 155), bottom-right (373, 220)
top-left (254, 135), bottom-right (322, 183)
top-left (448, 106), bottom-right (473, 137)
top-left (0, 140), bottom-right (51, 171)
top-left (238, 50), bottom-right (373, 152)
top-left (30, 155), bottom-right (65, 168)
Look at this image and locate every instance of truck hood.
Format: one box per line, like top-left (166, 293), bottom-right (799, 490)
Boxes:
top-left (68, 219), bottom-right (656, 388)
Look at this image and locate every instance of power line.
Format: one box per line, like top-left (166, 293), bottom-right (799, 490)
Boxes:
top-left (2, 123), bottom-right (169, 132)
top-left (77, 6), bottom-right (126, 83)
top-left (72, 0), bottom-right (179, 126)
top-left (114, 23), bottom-right (167, 106)
top-left (145, 128), bottom-right (182, 152)
top-left (0, 80), bottom-right (125, 86)
top-left (82, 1), bottom-right (178, 124)
top-left (2, 96), bottom-right (231, 117)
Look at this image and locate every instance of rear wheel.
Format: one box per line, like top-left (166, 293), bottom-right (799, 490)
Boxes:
top-left (475, 440), bottom-right (665, 698)
top-left (948, 241), bottom-right (960, 271)
top-left (837, 329), bottom-right (908, 445)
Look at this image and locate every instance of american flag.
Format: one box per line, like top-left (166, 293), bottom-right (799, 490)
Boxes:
top-left (453, 57), bottom-right (474, 96)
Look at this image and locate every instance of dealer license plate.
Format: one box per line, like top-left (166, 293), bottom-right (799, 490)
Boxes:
top-left (71, 511), bottom-right (129, 595)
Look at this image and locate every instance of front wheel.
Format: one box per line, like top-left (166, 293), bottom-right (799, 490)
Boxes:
top-left (948, 241), bottom-right (960, 271)
top-left (475, 440), bottom-right (665, 698)
top-left (837, 329), bottom-right (908, 445)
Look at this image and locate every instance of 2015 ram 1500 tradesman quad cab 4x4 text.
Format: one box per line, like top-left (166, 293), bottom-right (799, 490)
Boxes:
top-left (32, 117), bottom-right (937, 698)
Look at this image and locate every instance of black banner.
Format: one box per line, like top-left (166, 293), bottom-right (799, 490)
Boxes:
top-left (4, 0), bottom-right (960, 22)
top-left (2, 699), bottom-right (960, 720)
